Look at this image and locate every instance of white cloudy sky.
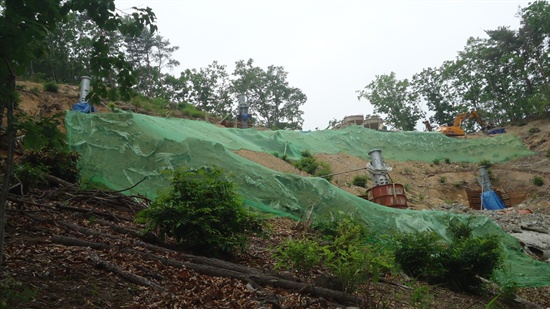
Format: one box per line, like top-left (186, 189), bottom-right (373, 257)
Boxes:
top-left (116, 0), bottom-right (529, 130)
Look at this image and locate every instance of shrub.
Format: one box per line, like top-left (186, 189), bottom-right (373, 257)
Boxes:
top-left (136, 166), bottom-right (265, 257)
top-left (323, 219), bottom-right (394, 292)
top-left (528, 127), bottom-right (540, 134)
top-left (394, 231), bottom-right (445, 280)
top-left (315, 161), bottom-right (332, 181)
top-left (394, 221), bottom-right (503, 293)
top-left (440, 176), bottom-right (447, 184)
top-left (293, 150), bottom-right (332, 180)
top-left (479, 159), bottom-right (493, 168)
top-left (444, 158), bottom-right (451, 164)
top-left (533, 176), bottom-right (544, 187)
top-left (12, 162), bottom-right (48, 193)
top-left (273, 238), bottom-right (324, 279)
top-left (0, 277), bottom-right (37, 308)
top-left (313, 213), bottom-right (369, 243)
top-left (17, 114), bottom-right (80, 183)
top-left (432, 159), bottom-right (440, 165)
top-left (352, 175), bottom-right (368, 187)
top-left (43, 81), bottom-right (58, 93)
top-left (19, 149), bottom-right (80, 183)
top-left (546, 149), bottom-right (550, 158)
top-left (312, 215), bottom-right (394, 292)
top-left (294, 155), bottom-right (318, 174)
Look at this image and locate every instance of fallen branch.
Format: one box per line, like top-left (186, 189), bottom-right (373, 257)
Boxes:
top-left (90, 252), bottom-right (166, 292)
top-left (51, 235), bottom-right (366, 306)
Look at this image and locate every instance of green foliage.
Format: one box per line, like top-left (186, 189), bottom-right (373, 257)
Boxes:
top-left (395, 231), bottom-right (446, 280)
top-left (394, 221), bottom-right (503, 293)
top-left (439, 176), bottom-right (447, 184)
top-left (0, 277), bottom-right (37, 308)
top-left (528, 127), bottom-right (540, 134)
top-left (546, 148), bottom-right (550, 158)
top-left (281, 154), bottom-right (289, 162)
top-left (43, 81), bottom-right (59, 93)
top-left (444, 157), bottom-right (451, 164)
top-left (352, 175), bottom-right (368, 187)
top-left (294, 155), bottom-right (318, 175)
top-left (315, 161), bottom-right (332, 181)
top-left (107, 102), bottom-right (117, 111)
top-left (232, 58), bottom-right (306, 130)
top-left (18, 113), bottom-right (66, 151)
top-left (411, 285), bottom-right (432, 309)
top-left (533, 176), bottom-right (544, 186)
top-left (293, 150), bottom-right (332, 180)
top-left (432, 159), bottom-right (440, 165)
top-left (12, 162), bottom-right (48, 193)
top-left (175, 102), bottom-right (206, 118)
top-left (356, 72), bottom-right (424, 131)
top-left (16, 114), bottom-right (80, 183)
top-left (19, 149), bottom-right (80, 183)
top-left (136, 166), bottom-right (265, 257)
top-left (275, 213), bottom-right (395, 293)
top-left (479, 159), bottom-right (493, 168)
top-left (313, 213), bottom-right (369, 243)
top-left (322, 218), bottom-right (394, 293)
top-left (273, 238), bottom-right (324, 278)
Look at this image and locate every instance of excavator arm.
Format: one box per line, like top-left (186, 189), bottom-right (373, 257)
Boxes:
top-left (439, 110), bottom-right (489, 136)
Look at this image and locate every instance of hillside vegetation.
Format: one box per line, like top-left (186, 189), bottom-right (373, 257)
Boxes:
top-left (1, 82), bottom-right (549, 308)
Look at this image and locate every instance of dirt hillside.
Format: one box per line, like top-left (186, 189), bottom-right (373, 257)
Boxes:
top-left (2, 80), bottom-right (549, 308)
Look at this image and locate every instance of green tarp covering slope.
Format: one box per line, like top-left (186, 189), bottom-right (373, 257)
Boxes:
top-left (65, 111), bottom-right (549, 287)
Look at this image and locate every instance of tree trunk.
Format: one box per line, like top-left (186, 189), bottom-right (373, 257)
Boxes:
top-left (0, 61), bottom-right (17, 268)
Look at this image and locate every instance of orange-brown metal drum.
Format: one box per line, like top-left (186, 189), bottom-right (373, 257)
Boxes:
top-left (365, 184), bottom-right (407, 209)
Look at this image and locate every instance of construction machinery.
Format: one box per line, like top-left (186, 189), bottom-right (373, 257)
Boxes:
top-left (438, 110), bottom-right (490, 137)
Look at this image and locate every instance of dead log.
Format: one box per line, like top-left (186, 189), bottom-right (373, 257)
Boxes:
top-left (89, 252), bottom-right (166, 292)
top-left (51, 235), bottom-right (366, 306)
top-left (7, 193), bottom-right (135, 221)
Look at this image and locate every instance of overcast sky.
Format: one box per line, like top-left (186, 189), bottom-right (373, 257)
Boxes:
top-left (116, 0), bottom-right (529, 130)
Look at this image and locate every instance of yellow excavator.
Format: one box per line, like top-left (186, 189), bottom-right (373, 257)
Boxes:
top-left (438, 110), bottom-right (491, 137)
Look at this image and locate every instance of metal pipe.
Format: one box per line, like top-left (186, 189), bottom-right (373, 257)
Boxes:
top-left (79, 76), bottom-right (91, 102)
top-left (368, 149), bottom-right (391, 186)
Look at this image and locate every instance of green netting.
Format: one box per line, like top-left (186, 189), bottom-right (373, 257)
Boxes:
top-left (65, 111), bottom-right (549, 287)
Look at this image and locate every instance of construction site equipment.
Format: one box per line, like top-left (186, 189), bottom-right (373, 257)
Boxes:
top-left (438, 110), bottom-right (490, 137)
top-left (423, 120), bottom-right (433, 132)
top-left (71, 76), bottom-right (97, 114)
top-left (236, 94), bottom-right (252, 128)
top-left (476, 166), bottom-right (505, 210)
top-left (466, 188), bottom-right (510, 210)
top-left (363, 149), bottom-right (407, 209)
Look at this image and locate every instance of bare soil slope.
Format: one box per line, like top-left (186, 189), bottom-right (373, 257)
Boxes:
top-left (2, 81), bottom-right (549, 308)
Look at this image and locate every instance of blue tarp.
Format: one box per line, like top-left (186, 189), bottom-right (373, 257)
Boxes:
top-left (487, 128), bottom-right (506, 135)
top-left (71, 102), bottom-right (97, 113)
top-left (481, 190), bottom-right (506, 210)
